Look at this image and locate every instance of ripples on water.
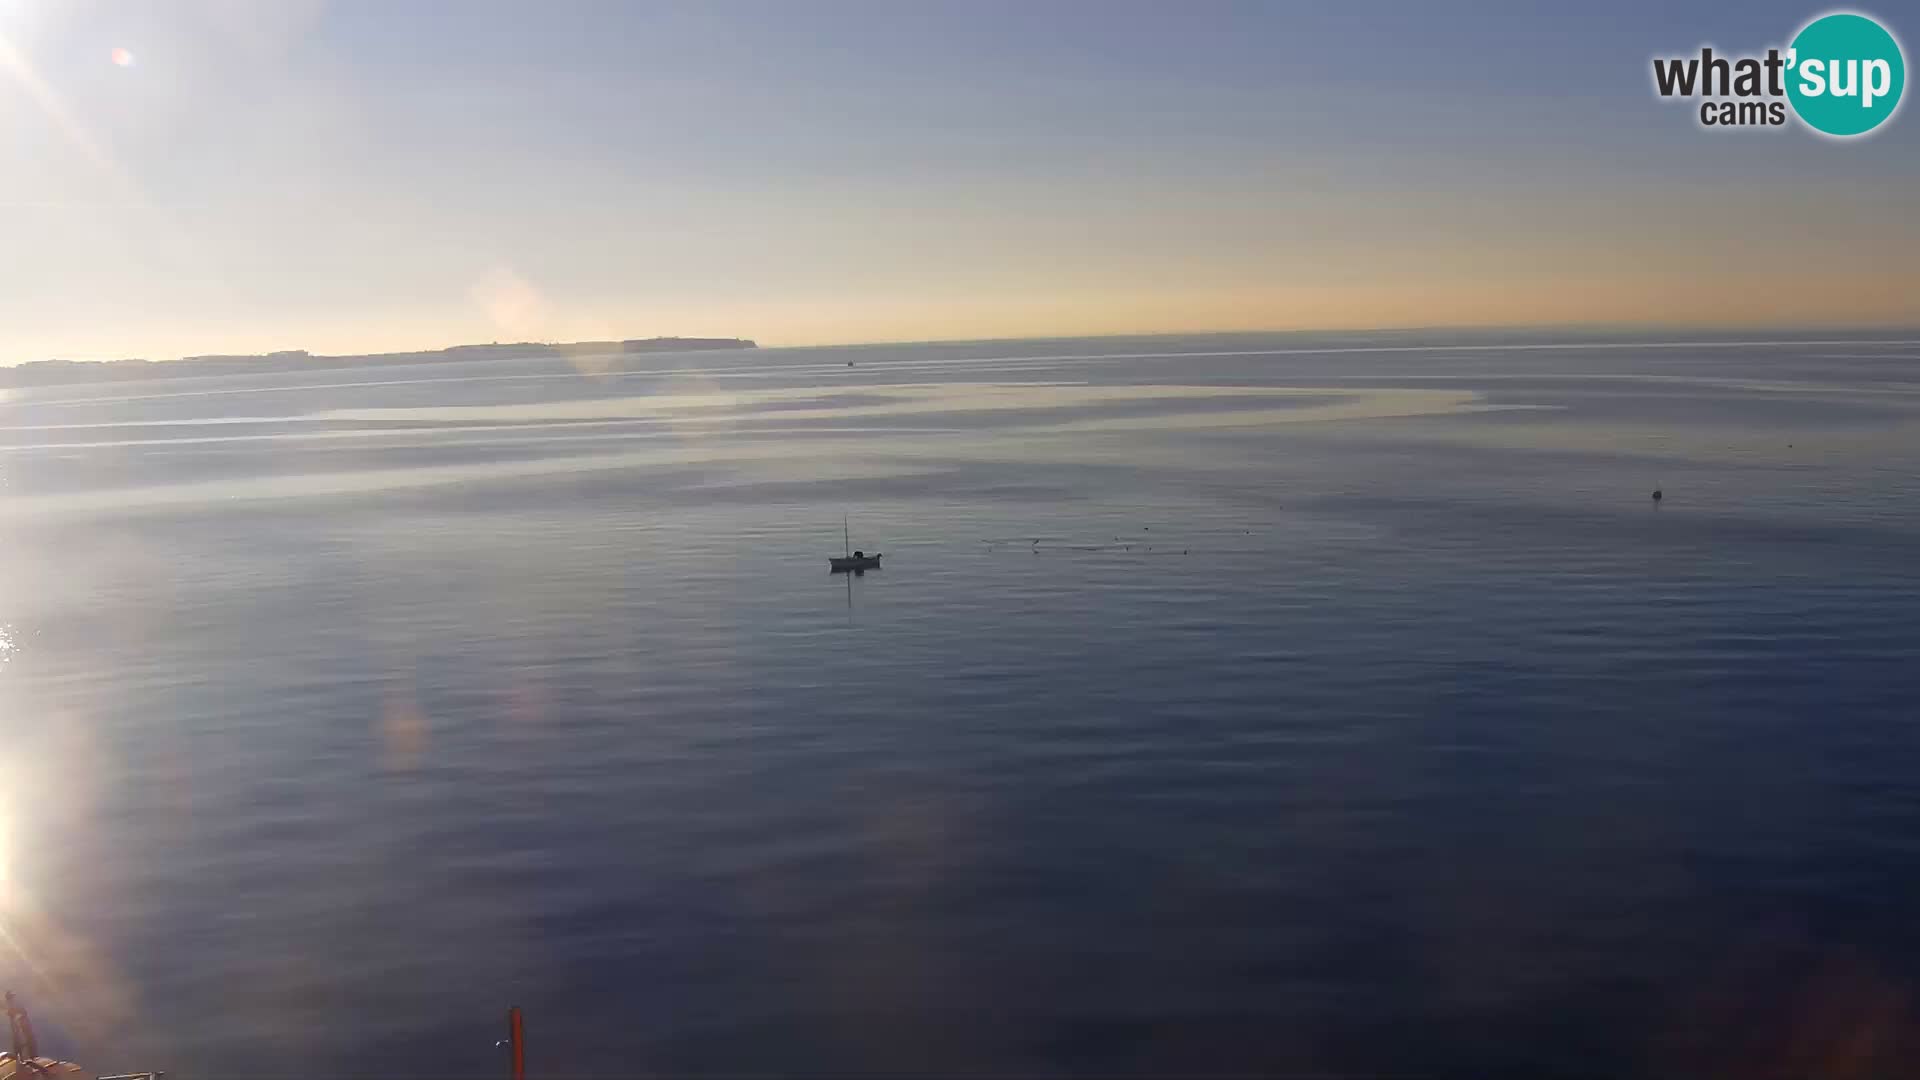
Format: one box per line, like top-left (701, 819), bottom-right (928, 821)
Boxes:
top-left (1, 331), bottom-right (1919, 1077)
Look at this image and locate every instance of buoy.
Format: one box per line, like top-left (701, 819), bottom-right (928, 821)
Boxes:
top-left (1652, 489), bottom-right (1663, 502)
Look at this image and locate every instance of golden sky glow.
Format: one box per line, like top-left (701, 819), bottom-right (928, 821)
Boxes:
top-left (3, 3), bottom-right (1917, 362)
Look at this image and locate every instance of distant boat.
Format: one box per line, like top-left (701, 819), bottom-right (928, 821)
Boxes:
top-left (829, 515), bottom-right (882, 572)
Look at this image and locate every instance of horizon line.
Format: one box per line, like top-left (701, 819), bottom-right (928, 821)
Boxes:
top-left (11, 319), bottom-right (1920, 368)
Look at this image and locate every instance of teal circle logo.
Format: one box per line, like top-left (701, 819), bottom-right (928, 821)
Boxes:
top-left (1787, 12), bottom-right (1906, 136)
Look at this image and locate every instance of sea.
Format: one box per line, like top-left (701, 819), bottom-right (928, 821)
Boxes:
top-left (1, 329), bottom-right (1919, 1078)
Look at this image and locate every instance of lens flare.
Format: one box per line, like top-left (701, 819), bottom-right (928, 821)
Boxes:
top-left (110, 47), bottom-right (133, 67)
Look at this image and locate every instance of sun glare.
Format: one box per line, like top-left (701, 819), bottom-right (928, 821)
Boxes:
top-left (110, 46), bottom-right (132, 67)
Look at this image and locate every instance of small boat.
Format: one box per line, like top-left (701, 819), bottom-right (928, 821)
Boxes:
top-left (829, 515), bottom-right (882, 572)
top-left (829, 551), bottom-right (882, 572)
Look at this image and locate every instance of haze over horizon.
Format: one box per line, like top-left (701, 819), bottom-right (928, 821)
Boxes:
top-left (5, 0), bottom-right (1918, 363)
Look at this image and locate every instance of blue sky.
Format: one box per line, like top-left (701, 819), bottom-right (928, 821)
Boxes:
top-left (2, 1), bottom-right (1915, 359)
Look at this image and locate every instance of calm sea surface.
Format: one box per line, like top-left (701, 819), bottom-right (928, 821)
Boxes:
top-left (2, 331), bottom-right (1920, 1077)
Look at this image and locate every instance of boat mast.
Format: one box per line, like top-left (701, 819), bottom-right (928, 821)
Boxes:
top-left (844, 514), bottom-right (851, 556)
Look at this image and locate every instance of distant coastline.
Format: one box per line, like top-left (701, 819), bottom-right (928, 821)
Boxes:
top-left (0, 336), bottom-right (758, 388)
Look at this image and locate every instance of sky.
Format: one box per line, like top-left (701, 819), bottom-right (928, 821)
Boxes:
top-left (2, 0), bottom-right (1917, 361)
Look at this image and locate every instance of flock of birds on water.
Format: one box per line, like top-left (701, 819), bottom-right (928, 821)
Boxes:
top-left (859, 488), bottom-right (1674, 570)
top-left (979, 525), bottom-right (1277, 558)
top-left (968, 488), bottom-right (1676, 562)
top-left (979, 489), bottom-right (1674, 560)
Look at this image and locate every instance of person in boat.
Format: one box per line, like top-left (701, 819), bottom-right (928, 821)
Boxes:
top-left (852, 550), bottom-right (865, 559)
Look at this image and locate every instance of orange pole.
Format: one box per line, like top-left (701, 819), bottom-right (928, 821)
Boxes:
top-left (507, 1006), bottom-right (525, 1080)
